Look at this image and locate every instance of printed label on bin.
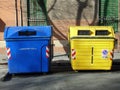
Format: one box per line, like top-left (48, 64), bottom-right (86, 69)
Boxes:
top-left (19, 48), bottom-right (37, 51)
top-left (102, 49), bottom-right (108, 59)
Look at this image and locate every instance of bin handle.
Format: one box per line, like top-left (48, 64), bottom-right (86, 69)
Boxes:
top-left (91, 47), bottom-right (94, 64)
top-left (19, 31), bottom-right (36, 36)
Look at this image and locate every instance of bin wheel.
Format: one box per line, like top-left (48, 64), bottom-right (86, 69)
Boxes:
top-left (0, 72), bottom-right (12, 81)
top-left (68, 55), bottom-right (69, 58)
top-left (74, 70), bottom-right (79, 72)
top-left (43, 72), bottom-right (48, 75)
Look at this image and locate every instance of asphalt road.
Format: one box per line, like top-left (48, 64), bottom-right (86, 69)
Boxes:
top-left (1, 71), bottom-right (120, 90)
top-left (1, 62), bottom-right (120, 90)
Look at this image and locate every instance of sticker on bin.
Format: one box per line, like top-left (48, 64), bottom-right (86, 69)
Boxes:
top-left (19, 48), bottom-right (37, 50)
top-left (46, 46), bottom-right (49, 58)
top-left (72, 49), bottom-right (76, 60)
top-left (102, 49), bottom-right (108, 59)
top-left (110, 50), bottom-right (113, 60)
top-left (7, 48), bottom-right (11, 60)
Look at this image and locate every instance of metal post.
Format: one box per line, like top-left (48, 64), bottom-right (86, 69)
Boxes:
top-left (27, 0), bottom-right (30, 26)
top-left (15, 0), bottom-right (18, 26)
top-left (20, 0), bottom-right (23, 26)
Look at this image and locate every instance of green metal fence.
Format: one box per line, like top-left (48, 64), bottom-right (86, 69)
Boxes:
top-left (99, 0), bottom-right (119, 32)
top-left (27, 0), bottom-right (48, 26)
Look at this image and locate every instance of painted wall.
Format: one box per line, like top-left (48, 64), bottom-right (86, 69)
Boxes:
top-left (47, 0), bottom-right (99, 53)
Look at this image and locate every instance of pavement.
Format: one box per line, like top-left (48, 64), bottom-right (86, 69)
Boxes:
top-left (113, 52), bottom-right (120, 60)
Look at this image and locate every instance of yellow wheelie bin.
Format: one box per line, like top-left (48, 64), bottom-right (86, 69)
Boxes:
top-left (68, 26), bottom-right (115, 71)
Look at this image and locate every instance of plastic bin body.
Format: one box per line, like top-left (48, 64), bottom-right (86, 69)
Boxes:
top-left (69, 26), bottom-right (115, 70)
top-left (4, 26), bottom-right (52, 74)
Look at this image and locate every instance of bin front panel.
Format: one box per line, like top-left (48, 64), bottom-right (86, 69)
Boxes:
top-left (92, 39), bottom-right (114, 61)
top-left (70, 38), bottom-right (114, 70)
top-left (6, 39), bottom-right (50, 73)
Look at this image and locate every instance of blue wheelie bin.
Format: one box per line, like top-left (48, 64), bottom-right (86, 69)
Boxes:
top-left (4, 26), bottom-right (53, 74)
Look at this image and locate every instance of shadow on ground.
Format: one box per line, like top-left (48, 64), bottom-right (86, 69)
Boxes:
top-left (1, 58), bottom-right (120, 81)
top-left (51, 60), bottom-right (72, 73)
top-left (112, 59), bottom-right (120, 71)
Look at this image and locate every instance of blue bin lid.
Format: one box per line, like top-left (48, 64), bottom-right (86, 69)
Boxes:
top-left (4, 26), bottom-right (52, 39)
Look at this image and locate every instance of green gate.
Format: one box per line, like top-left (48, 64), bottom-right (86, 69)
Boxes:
top-left (27, 0), bottom-right (48, 26)
top-left (99, 0), bottom-right (119, 32)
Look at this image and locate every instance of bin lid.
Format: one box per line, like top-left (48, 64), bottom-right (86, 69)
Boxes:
top-left (4, 26), bottom-right (52, 39)
top-left (69, 26), bottom-right (115, 39)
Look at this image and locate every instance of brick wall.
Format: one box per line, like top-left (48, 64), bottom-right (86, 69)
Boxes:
top-left (0, 0), bottom-right (120, 55)
top-left (0, 0), bottom-right (20, 55)
top-left (0, 18), bottom-right (6, 55)
top-left (0, 18), bottom-right (6, 40)
top-left (119, 1), bottom-right (120, 32)
top-left (115, 1), bottom-right (120, 52)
